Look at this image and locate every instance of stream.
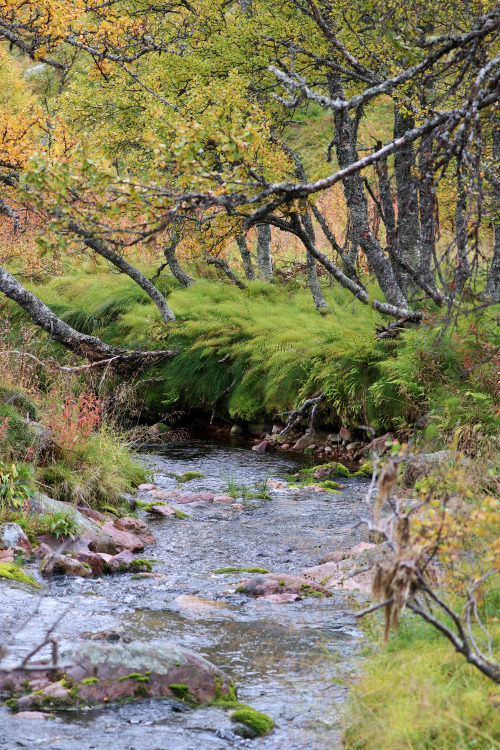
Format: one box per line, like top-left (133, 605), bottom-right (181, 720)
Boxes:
top-left (0, 437), bottom-right (371, 750)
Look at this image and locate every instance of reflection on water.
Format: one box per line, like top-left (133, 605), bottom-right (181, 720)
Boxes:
top-left (0, 438), bottom-right (369, 750)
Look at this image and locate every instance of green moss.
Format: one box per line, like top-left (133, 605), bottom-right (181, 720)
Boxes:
top-left (174, 509), bottom-right (190, 519)
top-left (278, 580), bottom-right (286, 586)
top-left (353, 461), bottom-right (373, 478)
top-left (5, 698), bottom-right (19, 711)
top-left (177, 472), bottom-right (205, 483)
top-left (320, 480), bottom-right (340, 490)
top-left (213, 566), bottom-right (271, 574)
top-left (168, 683), bottom-right (191, 700)
top-left (230, 707), bottom-right (274, 736)
top-left (118, 672), bottom-right (149, 682)
top-left (0, 562), bottom-right (40, 589)
top-left (80, 677), bottom-right (98, 685)
top-left (129, 559), bottom-right (152, 572)
top-left (133, 684), bottom-right (151, 698)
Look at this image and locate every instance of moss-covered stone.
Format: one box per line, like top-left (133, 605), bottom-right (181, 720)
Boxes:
top-left (213, 566), bottom-right (271, 575)
top-left (230, 707), bottom-right (274, 736)
top-left (0, 562), bottom-right (40, 589)
top-left (353, 461), bottom-right (373, 477)
top-left (177, 472), bottom-right (205, 483)
top-left (129, 559), bottom-right (152, 572)
top-left (168, 683), bottom-right (191, 700)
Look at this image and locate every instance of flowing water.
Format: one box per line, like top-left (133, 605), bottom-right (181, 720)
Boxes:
top-left (0, 438), bottom-right (371, 750)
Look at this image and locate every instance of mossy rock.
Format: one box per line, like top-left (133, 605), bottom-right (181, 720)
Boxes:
top-left (129, 559), bottom-right (152, 573)
top-left (297, 462), bottom-right (351, 482)
top-left (230, 707), bottom-right (274, 737)
top-left (177, 471), bottom-right (206, 483)
top-left (0, 562), bottom-right (40, 589)
top-left (353, 461), bottom-right (373, 478)
top-left (213, 566), bottom-right (271, 575)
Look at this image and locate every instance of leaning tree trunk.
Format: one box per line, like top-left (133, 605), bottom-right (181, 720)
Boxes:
top-left (256, 224), bottom-right (273, 280)
top-left (394, 109), bottom-right (421, 292)
top-left (235, 234), bottom-right (256, 280)
top-left (303, 210), bottom-right (328, 311)
top-left (484, 122), bottom-right (500, 302)
top-left (328, 74), bottom-right (409, 311)
top-left (0, 265), bottom-right (176, 371)
top-left (163, 235), bottom-right (194, 287)
top-left (67, 221), bottom-right (176, 323)
top-left (206, 255), bottom-right (246, 289)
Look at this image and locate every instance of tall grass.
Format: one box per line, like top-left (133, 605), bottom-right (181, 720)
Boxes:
top-left (344, 614), bottom-right (500, 750)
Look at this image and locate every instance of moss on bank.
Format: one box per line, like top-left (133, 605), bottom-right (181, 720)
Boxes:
top-left (0, 562), bottom-right (40, 589)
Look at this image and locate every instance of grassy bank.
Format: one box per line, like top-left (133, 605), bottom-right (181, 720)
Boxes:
top-left (4, 265), bottom-right (499, 452)
top-left (0, 323), bottom-right (149, 513)
top-left (344, 615), bottom-right (500, 749)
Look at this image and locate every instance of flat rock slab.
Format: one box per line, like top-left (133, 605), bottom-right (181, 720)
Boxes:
top-left (236, 573), bottom-right (332, 598)
top-left (0, 642), bottom-right (235, 710)
top-left (177, 493), bottom-right (214, 504)
top-left (146, 504), bottom-right (177, 517)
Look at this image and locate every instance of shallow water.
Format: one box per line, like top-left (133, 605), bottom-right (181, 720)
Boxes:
top-left (0, 438), bottom-right (370, 750)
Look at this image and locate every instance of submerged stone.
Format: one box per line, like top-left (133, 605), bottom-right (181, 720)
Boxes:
top-left (236, 573), bottom-right (331, 598)
top-left (0, 642), bottom-right (236, 710)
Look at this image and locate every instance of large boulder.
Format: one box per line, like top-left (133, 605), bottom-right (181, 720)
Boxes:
top-left (402, 451), bottom-right (455, 487)
top-left (1, 642), bottom-right (235, 710)
top-left (29, 493), bottom-right (116, 555)
top-left (0, 523), bottom-right (31, 552)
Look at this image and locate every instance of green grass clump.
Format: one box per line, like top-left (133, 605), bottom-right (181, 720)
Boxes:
top-left (0, 562), bottom-right (40, 589)
top-left (230, 707), bottom-right (274, 736)
top-left (344, 616), bottom-right (500, 749)
top-left (40, 431), bottom-right (148, 509)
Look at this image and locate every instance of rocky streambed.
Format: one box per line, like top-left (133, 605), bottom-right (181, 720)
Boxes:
top-left (0, 437), bottom-right (374, 750)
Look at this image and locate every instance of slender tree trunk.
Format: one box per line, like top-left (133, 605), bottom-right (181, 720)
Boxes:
top-left (375, 143), bottom-right (399, 280)
top-left (417, 135), bottom-right (437, 289)
top-left (484, 122), bottom-right (500, 302)
top-left (328, 74), bottom-right (409, 310)
top-left (394, 109), bottom-right (421, 289)
top-left (163, 235), bottom-right (194, 287)
top-left (454, 169), bottom-right (471, 293)
top-left (206, 255), bottom-right (246, 289)
top-left (256, 224), bottom-right (273, 280)
top-left (235, 235), bottom-right (256, 280)
top-left (302, 210), bottom-right (328, 310)
top-left (67, 222), bottom-right (176, 323)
